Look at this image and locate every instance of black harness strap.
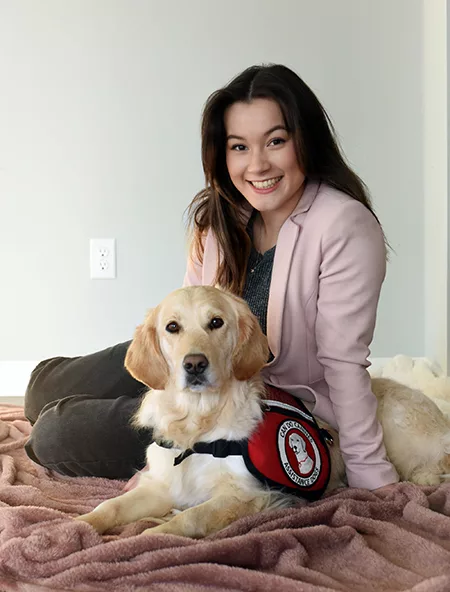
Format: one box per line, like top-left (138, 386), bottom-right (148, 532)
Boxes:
top-left (156, 439), bottom-right (245, 466)
top-left (154, 387), bottom-right (334, 501)
top-left (156, 429), bottom-right (333, 467)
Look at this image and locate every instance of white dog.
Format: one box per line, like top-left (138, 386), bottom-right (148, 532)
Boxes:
top-left (288, 433), bottom-right (314, 475)
top-left (77, 286), bottom-right (450, 538)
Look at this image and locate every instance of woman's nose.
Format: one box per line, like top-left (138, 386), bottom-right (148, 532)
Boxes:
top-left (247, 149), bottom-right (270, 175)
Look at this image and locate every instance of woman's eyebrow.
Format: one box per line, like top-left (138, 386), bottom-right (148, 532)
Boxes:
top-left (226, 125), bottom-right (287, 141)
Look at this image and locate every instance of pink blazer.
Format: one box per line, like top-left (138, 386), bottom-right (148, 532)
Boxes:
top-left (184, 180), bottom-right (398, 489)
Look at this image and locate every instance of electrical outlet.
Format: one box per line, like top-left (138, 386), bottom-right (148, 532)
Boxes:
top-left (90, 239), bottom-right (116, 279)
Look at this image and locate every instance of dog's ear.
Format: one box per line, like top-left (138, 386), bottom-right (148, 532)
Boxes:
top-left (232, 299), bottom-right (269, 381)
top-left (125, 308), bottom-right (169, 390)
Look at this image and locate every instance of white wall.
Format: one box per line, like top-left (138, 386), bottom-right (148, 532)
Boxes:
top-left (424, 0), bottom-right (448, 374)
top-left (447, 0), bottom-right (450, 375)
top-left (0, 0), bottom-right (429, 364)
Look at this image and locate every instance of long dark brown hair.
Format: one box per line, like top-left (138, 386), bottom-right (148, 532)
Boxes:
top-left (187, 64), bottom-right (381, 295)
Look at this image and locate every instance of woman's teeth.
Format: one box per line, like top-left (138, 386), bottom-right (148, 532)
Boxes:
top-left (250, 177), bottom-right (282, 189)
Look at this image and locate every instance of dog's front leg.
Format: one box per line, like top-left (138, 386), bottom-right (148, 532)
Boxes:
top-left (76, 481), bottom-right (172, 534)
top-left (143, 492), bottom-right (270, 539)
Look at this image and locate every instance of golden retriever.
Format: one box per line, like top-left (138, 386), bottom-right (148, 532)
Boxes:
top-left (77, 286), bottom-right (450, 538)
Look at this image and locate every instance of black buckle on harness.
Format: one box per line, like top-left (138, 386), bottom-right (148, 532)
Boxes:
top-left (156, 438), bottom-right (244, 466)
top-left (320, 429), bottom-right (334, 447)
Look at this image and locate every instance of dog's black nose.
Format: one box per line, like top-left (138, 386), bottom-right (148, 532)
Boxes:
top-left (183, 354), bottom-right (209, 375)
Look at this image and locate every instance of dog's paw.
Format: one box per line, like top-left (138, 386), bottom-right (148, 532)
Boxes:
top-left (142, 525), bottom-right (165, 536)
top-left (142, 523), bottom-right (187, 537)
top-left (75, 512), bottom-right (109, 534)
top-left (142, 515), bottom-right (201, 538)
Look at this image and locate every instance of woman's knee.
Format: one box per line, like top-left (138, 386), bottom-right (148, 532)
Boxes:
top-left (25, 398), bottom-right (76, 470)
top-left (24, 357), bottom-right (68, 424)
top-left (24, 395), bottom-right (151, 478)
top-left (24, 342), bottom-right (141, 427)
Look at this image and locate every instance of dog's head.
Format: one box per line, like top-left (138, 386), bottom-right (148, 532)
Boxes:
top-left (125, 286), bottom-right (269, 392)
top-left (288, 433), bottom-right (306, 455)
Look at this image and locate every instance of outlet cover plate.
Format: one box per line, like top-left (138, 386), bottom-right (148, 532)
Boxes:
top-left (90, 238), bottom-right (116, 279)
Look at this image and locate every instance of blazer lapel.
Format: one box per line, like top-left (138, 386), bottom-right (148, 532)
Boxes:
top-left (266, 221), bottom-right (299, 361)
top-left (201, 181), bottom-right (320, 359)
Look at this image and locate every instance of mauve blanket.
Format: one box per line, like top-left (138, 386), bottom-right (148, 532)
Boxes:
top-left (0, 404), bottom-right (449, 592)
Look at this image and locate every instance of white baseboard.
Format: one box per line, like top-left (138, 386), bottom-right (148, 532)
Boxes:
top-left (0, 361), bottom-right (38, 397)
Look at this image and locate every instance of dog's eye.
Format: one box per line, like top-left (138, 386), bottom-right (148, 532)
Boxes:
top-left (209, 317), bottom-right (224, 330)
top-left (166, 321), bottom-right (180, 333)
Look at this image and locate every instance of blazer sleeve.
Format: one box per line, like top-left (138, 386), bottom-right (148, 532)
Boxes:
top-left (315, 200), bottom-right (399, 489)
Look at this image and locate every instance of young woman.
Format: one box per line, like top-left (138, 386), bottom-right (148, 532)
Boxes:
top-left (24, 64), bottom-right (398, 492)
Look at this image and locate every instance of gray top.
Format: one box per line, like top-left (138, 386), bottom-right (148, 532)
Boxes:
top-left (242, 243), bottom-right (275, 336)
top-left (242, 213), bottom-right (276, 362)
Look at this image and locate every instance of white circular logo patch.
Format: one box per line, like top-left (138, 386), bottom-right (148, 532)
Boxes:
top-left (278, 419), bottom-right (321, 486)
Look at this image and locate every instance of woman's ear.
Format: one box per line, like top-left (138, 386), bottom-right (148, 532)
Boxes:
top-left (231, 299), bottom-right (269, 381)
top-left (125, 308), bottom-right (169, 390)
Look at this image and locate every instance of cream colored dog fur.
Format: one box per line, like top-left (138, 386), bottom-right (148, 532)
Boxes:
top-left (77, 287), bottom-right (450, 538)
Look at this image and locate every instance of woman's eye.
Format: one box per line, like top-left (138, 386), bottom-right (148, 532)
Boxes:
top-left (166, 321), bottom-right (180, 333)
top-left (231, 144), bottom-right (247, 152)
top-left (209, 317), bottom-right (224, 330)
top-left (269, 138), bottom-right (286, 147)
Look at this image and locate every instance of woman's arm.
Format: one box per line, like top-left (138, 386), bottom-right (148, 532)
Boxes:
top-left (315, 200), bottom-right (399, 490)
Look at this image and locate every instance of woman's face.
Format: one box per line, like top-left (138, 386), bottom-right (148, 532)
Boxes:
top-left (224, 98), bottom-right (305, 217)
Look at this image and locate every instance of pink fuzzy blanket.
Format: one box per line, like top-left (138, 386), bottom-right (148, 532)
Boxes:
top-left (0, 403), bottom-right (449, 592)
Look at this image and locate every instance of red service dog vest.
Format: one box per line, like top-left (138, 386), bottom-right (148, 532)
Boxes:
top-left (242, 385), bottom-right (331, 500)
top-left (159, 385), bottom-right (332, 501)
